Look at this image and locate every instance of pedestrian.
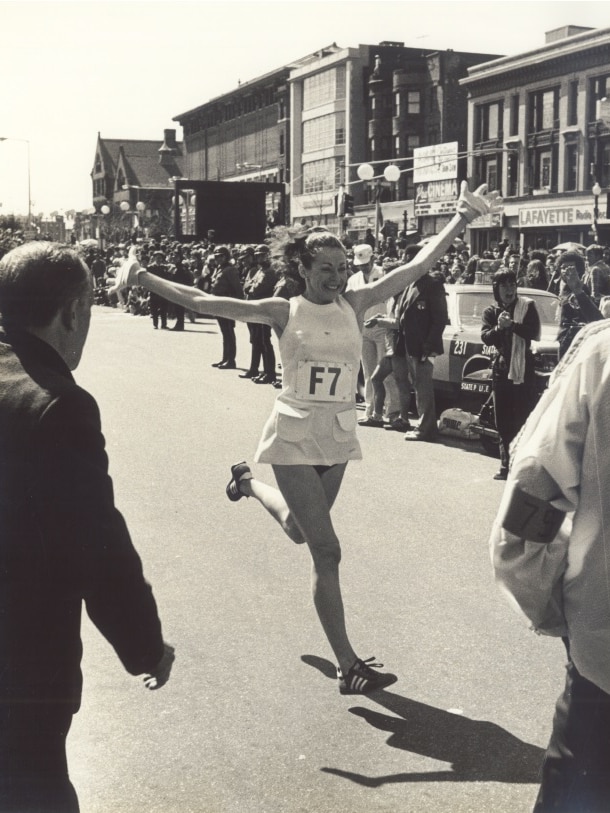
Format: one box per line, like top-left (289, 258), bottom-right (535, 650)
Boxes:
top-left (555, 250), bottom-right (603, 359)
top-left (584, 243), bottom-right (610, 305)
top-left (209, 245), bottom-right (243, 369)
top-left (0, 242), bottom-right (174, 812)
top-left (116, 182), bottom-right (499, 694)
top-left (147, 250), bottom-right (171, 329)
top-left (481, 268), bottom-right (541, 480)
top-left (347, 244), bottom-right (400, 428)
top-left (490, 317), bottom-right (610, 813)
top-left (396, 259), bottom-right (448, 442)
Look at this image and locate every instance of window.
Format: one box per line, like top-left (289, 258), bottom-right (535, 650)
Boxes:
top-left (476, 101), bottom-right (503, 142)
top-left (303, 68), bottom-right (345, 110)
top-left (565, 143), bottom-right (578, 191)
top-left (509, 94), bottom-right (519, 137)
top-left (602, 142), bottom-right (610, 188)
top-left (302, 113), bottom-right (345, 152)
top-left (407, 135), bottom-right (420, 152)
top-left (302, 158), bottom-right (341, 193)
top-left (407, 91), bottom-right (421, 114)
top-left (528, 145), bottom-right (558, 191)
top-left (394, 91), bottom-right (400, 117)
top-left (528, 88), bottom-right (559, 132)
top-left (507, 152), bottom-right (518, 197)
top-left (588, 75), bottom-right (610, 121)
top-left (278, 99), bottom-right (286, 120)
top-left (394, 135), bottom-right (401, 155)
top-left (279, 133), bottom-right (285, 156)
top-left (568, 81), bottom-right (579, 126)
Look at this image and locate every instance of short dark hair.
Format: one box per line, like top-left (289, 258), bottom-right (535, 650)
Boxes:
top-left (0, 242), bottom-right (90, 330)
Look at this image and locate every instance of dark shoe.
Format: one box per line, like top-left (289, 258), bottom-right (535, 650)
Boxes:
top-left (226, 461), bottom-right (252, 502)
top-left (358, 417), bottom-right (384, 428)
top-left (493, 469), bottom-right (508, 481)
top-left (384, 418), bottom-right (412, 432)
top-left (239, 370), bottom-right (259, 379)
top-left (404, 430), bottom-right (436, 442)
top-left (153, 325), bottom-right (158, 330)
top-left (217, 360), bottom-right (236, 369)
top-left (254, 374), bottom-right (276, 384)
top-left (272, 379), bottom-right (283, 389)
top-left (338, 657), bottom-right (397, 695)
top-left (211, 361), bottom-right (227, 368)
top-left (171, 325), bottom-right (184, 331)
top-left (161, 325), bottom-right (168, 329)
top-left (355, 393), bottom-right (365, 404)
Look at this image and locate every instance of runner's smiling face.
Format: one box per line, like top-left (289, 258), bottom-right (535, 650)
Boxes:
top-left (302, 247), bottom-right (348, 305)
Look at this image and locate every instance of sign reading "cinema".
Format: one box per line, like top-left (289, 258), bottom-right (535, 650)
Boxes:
top-left (519, 206), bottom-right (592, 227)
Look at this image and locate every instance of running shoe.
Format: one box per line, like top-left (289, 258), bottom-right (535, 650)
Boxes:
top-left (226, 461), bottom-right (252, 502)
top-left (338, 657), bottom-right (397, 695)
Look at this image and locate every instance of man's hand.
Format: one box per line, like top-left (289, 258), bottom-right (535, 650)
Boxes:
top-left (498, 310), bottom-right (513, 329)
top-left (456, 182), bottom-right (503, 224)
top-left (143, 642), bottom-right (175, 690)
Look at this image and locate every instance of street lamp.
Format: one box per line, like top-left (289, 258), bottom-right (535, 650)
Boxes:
top-left (0, 136), bottom-right (31, 229)
top-left (356, 163), bottom-right (403, 246)
top-left (592, 181), bottom-right (602, 243)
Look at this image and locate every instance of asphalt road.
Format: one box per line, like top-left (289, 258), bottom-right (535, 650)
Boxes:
top-left (67, 305), bottom-right (566, 813)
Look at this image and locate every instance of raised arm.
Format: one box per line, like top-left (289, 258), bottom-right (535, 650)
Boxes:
top-left (345, 183), bottom-right (501, 315)
top-left (116, 255), bottom-right (288, 329)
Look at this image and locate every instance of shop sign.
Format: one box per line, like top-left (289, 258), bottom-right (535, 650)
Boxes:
top-left (468, 211), bottom-right (504, 229)
top-left (413, 142), bottom-right (458, 184)
top-left (519, 205), bottom-right (592, 228)
top-left (414, 178), bottom-right (458, 216)
top-left (348, 216), bottom-right (369, 229)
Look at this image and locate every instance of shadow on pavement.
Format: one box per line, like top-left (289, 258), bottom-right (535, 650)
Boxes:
top-left (303, 654), bottom-right (544, 785)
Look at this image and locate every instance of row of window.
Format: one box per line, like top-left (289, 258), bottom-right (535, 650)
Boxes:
top-left (477, 140), bottom-right (610, 195)
top-left (475, 74), bottom-right (610, 142)
top-left (302, 112), bottom-right (345, 152)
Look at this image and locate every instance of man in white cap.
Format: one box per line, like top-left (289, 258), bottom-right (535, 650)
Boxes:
top-left (346, 244), bottom-right (400, 427)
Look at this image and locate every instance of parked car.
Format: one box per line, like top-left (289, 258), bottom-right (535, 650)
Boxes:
top-left (433, 284), bottom-right (561, 403)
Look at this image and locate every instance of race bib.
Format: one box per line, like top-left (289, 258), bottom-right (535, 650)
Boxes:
top-left (294, 361), bottom-right (353, 402)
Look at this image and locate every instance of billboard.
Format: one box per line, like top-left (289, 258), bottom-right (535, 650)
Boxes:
top-left (173, 180), bottom-right (286, 243)
top-left (413, 142), bottom-right (459, 184)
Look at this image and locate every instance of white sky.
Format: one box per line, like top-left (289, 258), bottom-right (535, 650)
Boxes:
top-left (0, 0), bottom-right (608, 216)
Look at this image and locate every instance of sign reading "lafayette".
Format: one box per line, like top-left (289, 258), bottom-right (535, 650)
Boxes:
top-left (519, 206), bottom-right (593, 227)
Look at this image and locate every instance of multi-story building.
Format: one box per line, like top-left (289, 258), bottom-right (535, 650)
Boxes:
top-left (461, 25), bottom-right (610, 253)
top-left (289, 41), bottom-right (500, 239)
top-left (173, 60), bottom-right (295, 226)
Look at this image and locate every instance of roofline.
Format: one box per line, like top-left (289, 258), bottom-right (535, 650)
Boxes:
top-left (460, 26), bottom-right (610, 85)
top-left (173, 43), bottom-right (341, 121)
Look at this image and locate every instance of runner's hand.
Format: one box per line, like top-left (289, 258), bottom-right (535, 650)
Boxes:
top-left (114, 247), bottom-right (143, 291)
top-left (143, 642), bottom-right (175, 690)
top-left (456, 182), bottom-right (502, 224)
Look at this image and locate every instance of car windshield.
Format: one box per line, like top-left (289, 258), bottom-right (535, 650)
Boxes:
top-left (456, 291), bottom-right (561, 328)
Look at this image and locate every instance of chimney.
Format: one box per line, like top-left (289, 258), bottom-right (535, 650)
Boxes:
top-left (158, 129), bottom-right (181, 165)
top-left (545, 25), bottom-right (593, 44)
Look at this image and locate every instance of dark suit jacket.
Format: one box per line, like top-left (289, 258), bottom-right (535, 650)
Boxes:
top-left (397, 273), bottom-right (448, 359)
top-left (0, 330), bottom-right (164, 719)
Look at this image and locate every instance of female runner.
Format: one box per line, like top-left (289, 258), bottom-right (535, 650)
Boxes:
top-left (117, 182), bottom-right (500, 694)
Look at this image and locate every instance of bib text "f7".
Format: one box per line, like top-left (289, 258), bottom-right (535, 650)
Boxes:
top-left (295, 361), bottom-right (353, 402)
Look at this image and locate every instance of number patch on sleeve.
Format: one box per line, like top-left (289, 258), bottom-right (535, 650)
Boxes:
top-left (295, 361), bottom-right (353, 402)
top-left (501, 485), bottom-right (565, 544)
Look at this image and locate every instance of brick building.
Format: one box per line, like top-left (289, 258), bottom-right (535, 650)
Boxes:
top-left (461, 25), bottom-right (610, 253)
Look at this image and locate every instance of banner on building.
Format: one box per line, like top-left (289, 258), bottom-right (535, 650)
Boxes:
top-left (413, 142), bottom-right (458, 184)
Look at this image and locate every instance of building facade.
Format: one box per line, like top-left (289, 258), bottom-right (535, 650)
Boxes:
top-left (461, 25), bottom-right (610, 253)
top-left (288, 41), bottom-right (500, 239)
top-left (90, 129), bottom-right (183, 243)
top-left (173, 62), bottom-right (295, 226)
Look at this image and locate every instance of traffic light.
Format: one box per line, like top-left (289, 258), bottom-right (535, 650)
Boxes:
top-left (343, 193), bottom-right (354, 215)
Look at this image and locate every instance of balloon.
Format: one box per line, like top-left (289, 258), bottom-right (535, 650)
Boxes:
top-left (383, 165), bottom-right (401, 183)
top-left (357, 163), bottom-right (375, 181)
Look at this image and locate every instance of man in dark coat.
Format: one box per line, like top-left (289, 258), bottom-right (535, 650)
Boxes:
top-left (395, 269), bottom-right (448, 441)
top-left (0, 242), bottom-right (174, 812)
